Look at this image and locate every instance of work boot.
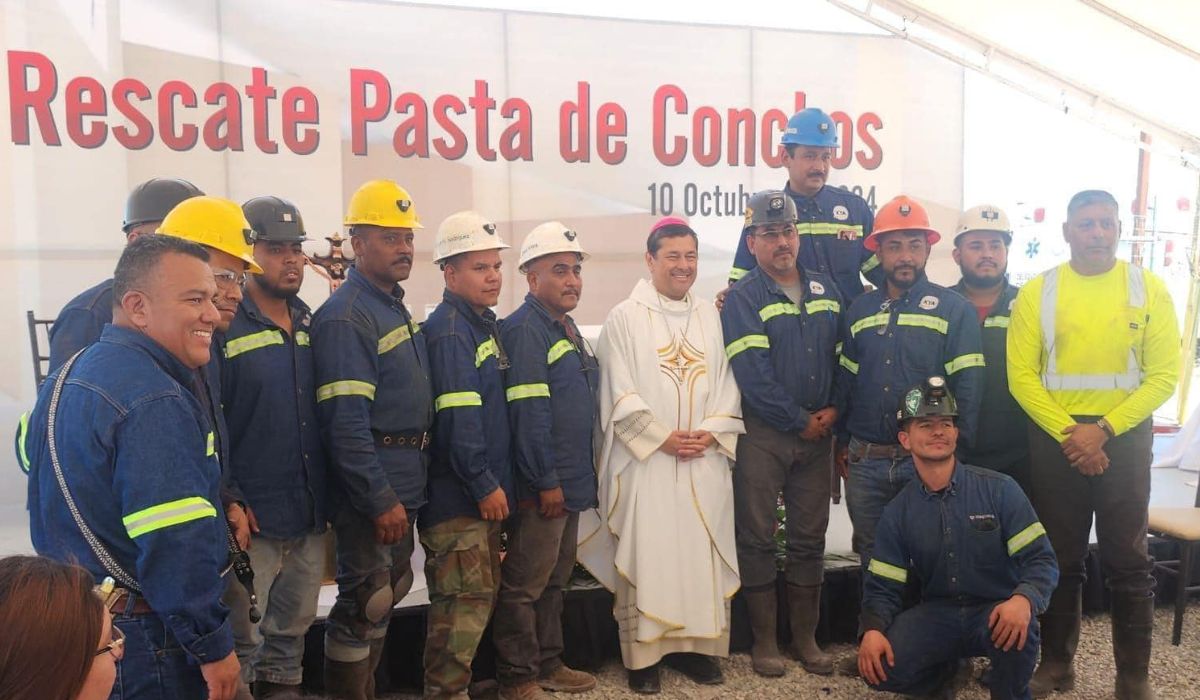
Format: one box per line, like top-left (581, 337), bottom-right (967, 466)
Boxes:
top-left (743, 587), bottom-right (786, 677)
top-left (364, 638), bottom-right (386, 700)
top-left (253, 681), bottom-right (298, 699)
top-left (538, 664), bottom-right (597, 693)
top-left (787, 584), bottom-right (834, 675)
top-left (1112, 592), bottom-right (1157, 700)
top-left (324, 657), bottom-right (371, 700)
top-left (1029, 586), bottom-right (1080, 698)
top-left (498, 680), bottom-right (551, 700)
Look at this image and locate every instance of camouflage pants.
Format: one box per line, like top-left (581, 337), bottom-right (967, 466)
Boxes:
top-left (420, 516), bottom-right (502, 699)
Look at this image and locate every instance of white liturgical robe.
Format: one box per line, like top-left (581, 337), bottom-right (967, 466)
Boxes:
top-left (578, 278), bottom-right (744, 670)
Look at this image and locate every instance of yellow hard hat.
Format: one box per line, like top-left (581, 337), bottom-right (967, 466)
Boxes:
top-left (345, 179), bottom-right (423, 229)
top-left (157, 196), bottom-right (264, 274)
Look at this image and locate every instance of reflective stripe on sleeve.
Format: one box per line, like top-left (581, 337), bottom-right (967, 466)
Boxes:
top-left (725, 334), bottom-right (770, 360)
top-left (868, 558), bottom-right (908, 584)
top-left (506, 383), bottom-right (551, 402)
top-left (17, 411), bottom-right (30, 473)
top-left (861, 254), bottom-right (880, 273)
top-left (944, 353), bottom-right (986, 375)
top-left (728, 267), bottom-right (748, 281)
top-left (223, 330), bottom-right (284, 359)
top-left (839, 355), bottom-right (860, 374)
top-left (435, 391), bottom-right (483, 411)
top-left (1007, 522), bottom-right (1047, 556)
top-left (316, 380), bottom-right (377, 402)
top-left (205, 432), bottom-right (215, 457)
top-left (295, 331), bottom-right (310, 346)
top-left (123, 496), bottom-right (218, 539)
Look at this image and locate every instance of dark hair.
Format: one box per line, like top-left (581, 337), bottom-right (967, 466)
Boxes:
top-left (113, 233), bottom-right (210, 307)
top-left (646, 224), bottom-right (698, 256)
top-left (1066, 189), bottom-right (1119, 219)
top-left (0, 556), bottom-right (104, 700)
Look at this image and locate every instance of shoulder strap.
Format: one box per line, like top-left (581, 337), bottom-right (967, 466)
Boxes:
top-left (47, 350), bottom-right (141, 591)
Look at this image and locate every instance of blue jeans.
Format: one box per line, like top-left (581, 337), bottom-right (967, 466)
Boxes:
top-left (867, 599), bottom-right (1039, 700)
top-left (845, 443), bottom-right (914, 570)
top-left (224, 532), bottom-right (327, 685)
top-left (109, 611), bottom-right (209, 700)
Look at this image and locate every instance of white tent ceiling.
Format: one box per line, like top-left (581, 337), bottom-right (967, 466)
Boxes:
top-left (827, 0), bottom-right (1200, 166)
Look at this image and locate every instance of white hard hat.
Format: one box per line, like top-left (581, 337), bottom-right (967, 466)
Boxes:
top-left (433, 210), bottom-right (510, 263)
top-left (518, 221), bottom-right (590, 269)
top-left (954, 204), bottom-right (1012, 245)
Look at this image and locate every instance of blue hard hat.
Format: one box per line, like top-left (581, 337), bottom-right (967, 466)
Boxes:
top-left (780, 108), bottom-right (838, 148)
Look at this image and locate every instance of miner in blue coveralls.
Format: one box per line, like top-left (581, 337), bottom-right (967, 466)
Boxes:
top-left (726, 107), bottom-right (879, 301)
top-left (310, 179), bottom-right (433, 700)
top-left (834, 195), bottom-right (984, 576)
top-left (47, 177), bottom-right (204, 373)
top-left (720, 190), bottom-right (842, 679)
top-left (492, 221), bottom-right (600, 700)
top-left (421, 210), bottom-right (516, 700)
top-left (217, 195), bottom-right (329, 699)
top-left (25, 234), bottom-right (242, 700)
top-left (857, 377), bottom-right (1058, 700)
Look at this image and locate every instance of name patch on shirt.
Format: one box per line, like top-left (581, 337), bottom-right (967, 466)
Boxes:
top-left (833, 205), bottom-right (849, 221)
top-left (809, 280), bottom-right (826, 295)
top-left (968, 514), bottom-right (998, 532)
top-left (919, 295), bottom-right (940, 310)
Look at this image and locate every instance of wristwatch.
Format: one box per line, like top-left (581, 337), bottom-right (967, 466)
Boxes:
top-left (1096, 418), bottom-right (1116, 439)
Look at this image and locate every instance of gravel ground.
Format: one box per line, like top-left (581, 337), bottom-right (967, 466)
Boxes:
top-left (380, 601), bottom-right (1200, 699)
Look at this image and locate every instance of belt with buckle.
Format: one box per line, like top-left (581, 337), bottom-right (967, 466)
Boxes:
top-left (373, 431), bottom-right (430, 450)
top-left (111, 592), bottom-right (154, 615)
top-left (851, 438), bottom-right (910, 460)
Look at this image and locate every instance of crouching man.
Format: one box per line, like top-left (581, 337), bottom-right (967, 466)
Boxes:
top-left (858, 377), bottom-right (1058, 700)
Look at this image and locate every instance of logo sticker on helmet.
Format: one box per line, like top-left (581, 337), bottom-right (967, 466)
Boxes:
top-left (397, 199), bottom-right (411, 212)
top-left (982, 209), bottom-right (1000, 221)
top-left (769, 196), bottom-right (785, 211)
top-left (563, 229), bottom-right (577, 241)
top-left (899, 204), bottom-right (912, 216)
top-left (483, 223), bottom-right (497, 236)
top-left (833, 205), bottom-right (849, 221)
top-left (904, 388), bottom-right (922, 416)
top-left (743, 207), bottom-right (754, 227)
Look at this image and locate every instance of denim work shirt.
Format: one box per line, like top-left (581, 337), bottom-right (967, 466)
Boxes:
top-left (25, 325), bottom-right (233, 664)
top-left (311, 267), bottom-right (433, 519)
top-left (500, 294), bottom-right (598, 512)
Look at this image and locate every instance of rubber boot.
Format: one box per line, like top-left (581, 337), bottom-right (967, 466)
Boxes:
top-left (743, 588), bottom-right (786, 677)
top-left (787, 584), bottom-right (833, 675)
top-left (1029, 585), bottom-right (1080, 698)
top-left (365, 638), bottom-right (386, 700)
top-left (1112, 593), bottom-right (1156, 700)
top-left (324, 657), bottom-right (371, 700)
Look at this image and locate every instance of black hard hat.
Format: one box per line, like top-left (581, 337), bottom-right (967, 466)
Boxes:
top-left (743, 190), bottom-right (798, 233)
top-left (242, 196), bottom-right (307, 242)
top-left (123, 177), bottom-right (203, 233)
top-left (897, 376), bottom-right (959, 425)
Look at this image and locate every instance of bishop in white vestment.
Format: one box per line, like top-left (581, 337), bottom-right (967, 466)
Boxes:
top-left (577, 219), bottom-right (743, 689)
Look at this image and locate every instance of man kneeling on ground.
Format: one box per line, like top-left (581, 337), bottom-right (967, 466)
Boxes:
top-left (857, 377), bottom-right (1058, 699)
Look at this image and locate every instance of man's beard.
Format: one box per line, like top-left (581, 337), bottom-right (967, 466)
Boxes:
top-left (257, 275), bottom-right (300, 300)
top-left (961, 267), bottom-right (1006, 289)
top-left (885, 265), bottom-right (924, 291)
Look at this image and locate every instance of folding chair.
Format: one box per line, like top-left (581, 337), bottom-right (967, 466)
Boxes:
top-left (1147, 479), bottom-right (1200, 645)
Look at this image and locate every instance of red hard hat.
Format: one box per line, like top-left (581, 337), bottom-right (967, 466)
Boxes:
top-left (864, 195), bottom-right (941, 252)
